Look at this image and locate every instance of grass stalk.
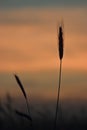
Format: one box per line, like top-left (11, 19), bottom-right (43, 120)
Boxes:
top-left (14, 74), bottom-right (33, 128)
top-left (54, 59), bottom-right (62, 130)
top-left (54, 25), bottom-right (64, 130)
top-left (26, 97), bottom-right (30, 116)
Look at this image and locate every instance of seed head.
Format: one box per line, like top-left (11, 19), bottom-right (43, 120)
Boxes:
top-left (58, 26), bottom-right (64, 60)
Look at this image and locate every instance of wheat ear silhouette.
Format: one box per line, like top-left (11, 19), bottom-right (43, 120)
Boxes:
top-left (54, 25), bottom-right (64, 130)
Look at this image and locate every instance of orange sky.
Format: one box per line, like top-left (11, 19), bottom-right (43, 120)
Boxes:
top-left (0, 7), bottom-right (87, 72)
top-left (0, 7), bottom-right (87, 100)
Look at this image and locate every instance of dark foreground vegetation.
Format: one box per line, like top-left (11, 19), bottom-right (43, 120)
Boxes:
top-left (0, 109), bottom-right (87, 130)
top-left (0, 95), bottom-right (87, 130)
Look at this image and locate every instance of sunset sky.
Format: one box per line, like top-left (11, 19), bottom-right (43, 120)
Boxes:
top-left (0, 0), bottom-right (87, 103)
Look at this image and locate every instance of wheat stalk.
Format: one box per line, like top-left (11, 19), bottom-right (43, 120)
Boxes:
top-left (14, 74), bottom-right (34, 129)
top-left (54, 25), bottom-right (64, 130)
top-left (14, 74), bottom-right (31, 120)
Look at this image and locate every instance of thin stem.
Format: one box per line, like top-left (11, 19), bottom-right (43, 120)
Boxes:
top-left (26, 97), bottom-right (34, 130)
top-left (26, 97), bottom-right (30, 115)
top-left (54, 59), bottom-right (62, 130)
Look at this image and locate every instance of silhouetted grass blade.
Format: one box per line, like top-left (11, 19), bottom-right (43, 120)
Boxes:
top-left (54, 25), bottom-right (64, 130)
top-left (14, 74), bottom-right (27, 99)
top-left (15, 110), bottom-right (32, 122)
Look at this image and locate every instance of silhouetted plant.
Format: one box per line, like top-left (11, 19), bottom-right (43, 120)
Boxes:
top-left (14, 75), bottom-right (32, 126)
top-left (54, 24), bottom-right (64, 130)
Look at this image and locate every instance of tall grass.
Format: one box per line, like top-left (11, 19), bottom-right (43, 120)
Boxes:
top-left (13, 25), bottom-right (64, 130)
top-left (54, 25), bottom-right (64, 130)
top-left (14, 75), bottom-right (32, 126)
